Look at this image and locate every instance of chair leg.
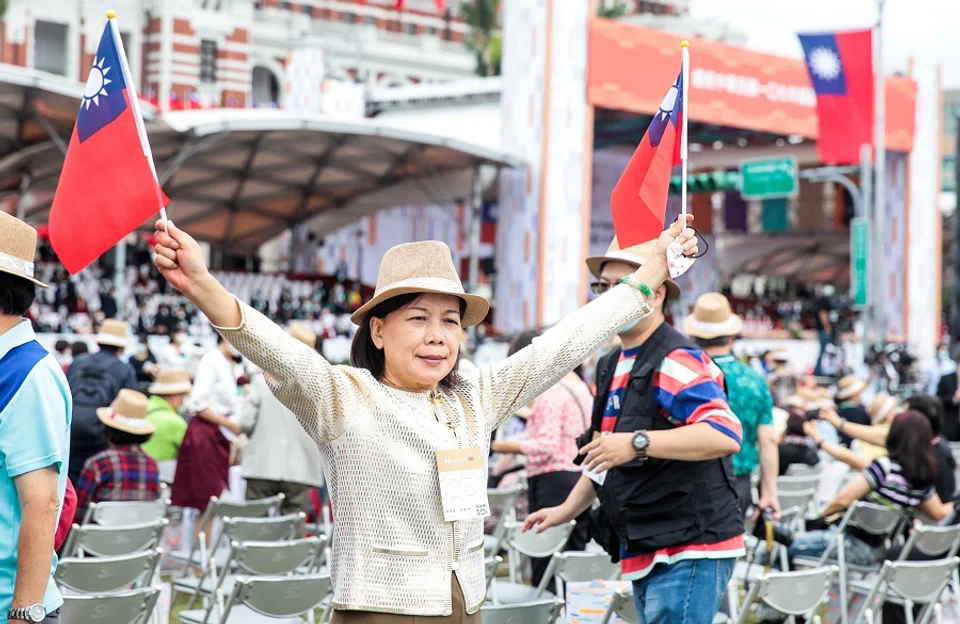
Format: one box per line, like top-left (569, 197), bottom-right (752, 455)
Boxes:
top-left (837, 540), bottom-right (849, 624)
top-left (725, 577), bottom-right (739, 622)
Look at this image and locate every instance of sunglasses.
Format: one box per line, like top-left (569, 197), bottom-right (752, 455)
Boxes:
top-left (589, 282), bottom-right (614, 295)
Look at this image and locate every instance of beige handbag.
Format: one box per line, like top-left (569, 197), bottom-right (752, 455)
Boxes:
top-left (229, 433), bottom-right (249, 466)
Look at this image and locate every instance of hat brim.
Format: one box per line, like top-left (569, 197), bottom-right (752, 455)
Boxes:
top-left (0, 266), bottom-right (48, 289)
top-left (96, 407), bottom-right (156, 436)
top-left (836, 380), bottom-right (867, 400)
top-left (584, 254), bottom-right (681, 301)
top-left (350, 286), bottom-right (490, 328)
top-left (147, 381), bottom-right (192, 395)
top-left (683, 313), bottom-right (743, 340)
top-left (96, 334), bottom-right (130, 348)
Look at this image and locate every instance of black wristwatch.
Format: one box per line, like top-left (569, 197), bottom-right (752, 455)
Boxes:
top-left (631, 430), bottom-right (651, 463)
top-left (8, 604), bottom-right (45, 622)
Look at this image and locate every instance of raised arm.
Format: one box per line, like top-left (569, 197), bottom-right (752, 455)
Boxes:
top-left (803, 420), bottom-right (871, 472)
top-left (152, 220), bottom-right (350, 443)
top-left (820, 406), bottom-right (888, 447)
top-left (479, 217), bottom-right (696, 425)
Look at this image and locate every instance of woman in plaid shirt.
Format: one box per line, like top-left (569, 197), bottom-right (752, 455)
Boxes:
top-left (75, 389), bottom-right (162, 521)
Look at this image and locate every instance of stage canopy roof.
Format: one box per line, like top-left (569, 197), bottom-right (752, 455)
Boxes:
top-left (0, 71), bottom-right (522, 251)
top-left (719, 233), bottom-right (852, 285)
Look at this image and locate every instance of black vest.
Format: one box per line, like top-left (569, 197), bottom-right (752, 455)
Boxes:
top-left (584, 323), bottom-right (743, 557)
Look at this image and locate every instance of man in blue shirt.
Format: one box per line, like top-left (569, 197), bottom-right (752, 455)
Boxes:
top-left (0, 213), bottom-right (72, 623)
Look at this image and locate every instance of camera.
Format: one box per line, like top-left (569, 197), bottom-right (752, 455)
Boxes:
top-left (752, 508), bottom-right (794, 547)
top-left (803, 408), bottom-right (821, 422)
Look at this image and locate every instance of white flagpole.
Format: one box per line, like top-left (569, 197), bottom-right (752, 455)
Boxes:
top-left (680, 40), bottom-right (690, 223)
top-left (107, 10), bottom-right (169, 233)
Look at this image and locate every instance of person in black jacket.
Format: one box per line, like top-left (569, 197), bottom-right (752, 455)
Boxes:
top-left (65, 319), bottom-right (137, 481)
top-left (834, 375), bottom-right (871, 447)
top-left (936, 362), bottom-right (960, 442)
top-left (523, 238), bottom-right (743, 624)
top-left (778, 409), bottom-right (819, 476)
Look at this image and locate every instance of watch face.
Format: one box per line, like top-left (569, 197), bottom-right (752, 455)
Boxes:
top-left (27, 605), bottom-right (45, 622)
top-left (633, 431), bottom-right (649, 450)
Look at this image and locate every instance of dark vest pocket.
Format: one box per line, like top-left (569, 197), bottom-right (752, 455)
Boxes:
top-left (621, 486), bottom-right (704, 552)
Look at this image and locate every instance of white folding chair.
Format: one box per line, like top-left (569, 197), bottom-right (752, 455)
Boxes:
top-left (600, 590), bottom-right (639, 624)
top-left (178, 573), bottom-right (332, 624)
top-left (485, 555), bottom-right (503, 593)
top-left (736, 566), bottom-right (837, 624)
top-left (534, 550), bottom-right (619, 599)
top-left (157, 460), bottom-right (177, 486)
top-left (489, 521), bottom-right (575, 604)
top-left (787, 464), bottom-right (821, 477)
top-left (61, 586), bottom-right (160, 624)
top-left (56, 549), bottom-right (162, 594)
top-left (779, 474), bottom-right (821, 494)
top-left (778, 488), bottom-right (818, 519)
top-left (63, 518), bottom-right (168, 558)
top-left (485, 486), bottom-right (523, 556)
top-left (172, 494), bottom-right (284, 577)
top-left (82, 498), bottom-right (170, 526)
top-left (481, 598), bottom-right (564, 624)
top-left (856, 558), bottom-right (960, 624)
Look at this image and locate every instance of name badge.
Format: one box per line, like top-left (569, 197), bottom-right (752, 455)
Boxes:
top-left (436, 447), bottom-right (490, 522)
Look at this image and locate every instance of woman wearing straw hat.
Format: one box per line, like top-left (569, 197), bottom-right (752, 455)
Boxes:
top-left (151, 215), bottom-right (698, 621)
top-left (142, 368), bottom-right (192, 462)
top-left (74, 389), bottom-right (163, 522)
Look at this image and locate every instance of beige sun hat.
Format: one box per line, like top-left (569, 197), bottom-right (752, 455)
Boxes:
top-left (289, 323), bottom-right (317, 348)
top-left (683, 292), bottom-right (744, 340)
top-left (585, 237), bottom-right (681, 301)
top-left (148, 368), bottom-right (192, 396)
top-left (350, 241), bottom-right (490, 327)
top-left (835, 375), bottom-right (867, 400)
top-left (96, 389), bottom-right (156, 436)
top-left (867, 393), bottom-right (899, 425)
top-left (769, 349), bottom-right (790, 362)
top-left (0, 212), bottom-right (48, 288)
top-left (96, 318), bottom-right (131, 348)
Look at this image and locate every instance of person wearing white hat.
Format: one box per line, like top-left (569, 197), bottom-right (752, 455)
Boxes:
top-left (65, 317), bottom-right (138, 482)
top-left (683, 292), bottom-right (780, 522)
top-left (0, 212), bottom-right (72, 623)
top-left (151, 215), bottom-right (699, 622)
top-left (74, 389), bottom-right (162, 522)
top-left (833, 375), bottom-right (871, 447)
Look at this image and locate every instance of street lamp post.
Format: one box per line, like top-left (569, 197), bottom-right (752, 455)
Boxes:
top-left (873, 0), bottom-right (887, 343)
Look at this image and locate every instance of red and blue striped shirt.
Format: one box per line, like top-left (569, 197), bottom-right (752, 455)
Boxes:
top-left (601, 346), bottom-right (745, 580)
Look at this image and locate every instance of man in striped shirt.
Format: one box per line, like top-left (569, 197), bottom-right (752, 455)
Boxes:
top-left (524, 238), bottom-right (744, 623)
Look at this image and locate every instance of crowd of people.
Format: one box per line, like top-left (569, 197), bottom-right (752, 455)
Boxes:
top-left (4, 208), bottom-right (960, 624)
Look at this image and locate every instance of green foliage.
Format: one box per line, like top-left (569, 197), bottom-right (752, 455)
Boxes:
top-left (459, 0), bottom-right (502, 77)
top-left (597, 2), bottom-right (629, 18)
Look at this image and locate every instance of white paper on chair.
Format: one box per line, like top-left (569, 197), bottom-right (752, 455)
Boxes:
top-left (567, 580), bottom-right (632, 623)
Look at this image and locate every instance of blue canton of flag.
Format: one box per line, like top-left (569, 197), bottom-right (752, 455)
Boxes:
top-left (647, 70), bottom-right (683, 148)
top-left (797, 34), bottom-right (848, 96)
top-left (78, 23), bottom-right (128, 143)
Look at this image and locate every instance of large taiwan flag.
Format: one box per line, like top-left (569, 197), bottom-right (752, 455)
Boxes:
top-left (798, 29), bottom-right (874, 165)
top-left (49, 20), bottom-right (169, 274)
top-left (611, 67), bottom-right (683, 248)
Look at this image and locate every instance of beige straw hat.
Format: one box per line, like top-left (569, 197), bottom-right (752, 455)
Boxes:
top-left (289, 323), bottom-right (317, 348)
top-left (96, 389), bottom-right (156, 435)
top-left (585, 238), bottom-right (680, 301)
top-left (683, 292), bottom-right (743, 340)
top-left (148, 368), bottom-right (192, 396)
top-left (0, 212), bottom-right (48, 288)
top-left (96, 318), bottom-right (131, 348)
top-left (835, 375), bottom-right (867, 400)
top-left (351, 241), bottom-right (489, 328)
top-left (866, 393), bottom-right (899, 424)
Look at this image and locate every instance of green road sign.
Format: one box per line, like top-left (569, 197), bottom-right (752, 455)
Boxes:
top-left (851, 217), bottom-right (869, 308)
top-left (739, 156), bottom-right (798, 200)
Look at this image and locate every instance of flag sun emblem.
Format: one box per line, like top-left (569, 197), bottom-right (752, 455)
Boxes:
top-left (809, 47), bottom-right (841, 81)
top-left (83, 57), bottom-right (113, 110)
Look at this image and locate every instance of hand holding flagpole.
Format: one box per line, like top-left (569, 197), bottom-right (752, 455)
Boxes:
top-left (107, 9), bottom-right (168, 234)
top-left (679, 40), bottom-right (690, 222)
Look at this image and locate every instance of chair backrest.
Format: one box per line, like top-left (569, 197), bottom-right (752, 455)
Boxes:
top-left (485, 556), bottom-right (501, 581)
top-left (222, 513), bottom-right (305, 543)
top-left (883, 558), bottom-right (960, 604)
top-left (487, 486), bottom-right (521, 511)
top-left (211, 494), bottom-right (284, 520)
top-left (157, 460), bottom-right (176, 485)
top-left (63, 518), bottom-right (168, 557)
top-left (221, 574), bottom-right (332, 621)
top-left (786, 463), bottom-right (820, 477)
top-left (60, 586), bottom-right (160, 624)
top-left (741, 566), bottom-right (837, 620)
top-left (778, 474), bottom-right (820, 493)
top-left (83, 498), bottom-right (169, 527)
top-left (901, 524), bottom-right (960, 559)
top-left (553, 551), bottom-right (620, 583)
top-left (481, 599), bottom-right (563, 624)
top-left (777, 488), bottom-right (817, 512)
top-left (229, 537), bottom-right (325, 576)
top-left (506, 521), bottom-right (575, 559)
top-left (846, 501), bottom-right (904, 536)
top-left (56, 549), bottom-right (162, 594)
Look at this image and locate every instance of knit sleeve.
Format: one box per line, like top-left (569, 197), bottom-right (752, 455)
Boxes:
top-left (213, 299), bottom-right (355, 443)
top-left (478, 284), bottom-right (650, 428)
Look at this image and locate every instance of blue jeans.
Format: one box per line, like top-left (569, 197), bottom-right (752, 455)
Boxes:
top-left (814, 330), bottom-right (830, 376)
top-left (631, 558), bottom-right (736, 624)
top-left (787, 529), bottom-right (880, 566)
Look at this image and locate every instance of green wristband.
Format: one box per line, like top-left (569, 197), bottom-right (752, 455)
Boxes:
top-left (619, 276), bottom-right (654, 299)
